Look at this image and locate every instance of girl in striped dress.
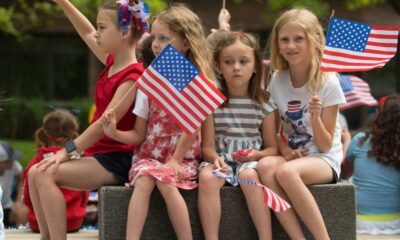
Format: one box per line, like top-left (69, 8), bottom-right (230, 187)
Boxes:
top-left (198, 32), bottom-right (278, 240)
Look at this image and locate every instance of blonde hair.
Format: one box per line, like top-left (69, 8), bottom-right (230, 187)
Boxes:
top-left (155, 4), bottom-right (216, 83)
top-left (268, 8), bottom-right (328, 90)
top-left (34, 110), bottom-right (79, 148)
top-left (213, 32), bottom-right (269, 107)
top-left (101, 0), bottom-right (144, 43)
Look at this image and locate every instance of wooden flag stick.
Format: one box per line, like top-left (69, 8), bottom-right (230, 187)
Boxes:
top-left (330, 9), bottom-right (335, 19)
top-left (222, 0), bottom-right (226, 9)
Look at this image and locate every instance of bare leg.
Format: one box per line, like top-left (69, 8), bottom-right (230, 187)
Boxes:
top-left (198, 166), bottom-right (225, 240)
top-left (239, 169), bottom-right (272, 240)
top-left (156, 181), bottom-right (192, 240)
top-left (257, 156), bottom-right (305, 239)
top-left (276, 157), bottom-right (333, 240)
top-left (126, 175), bottom-right (156, 240)
top-left (29, 157), bottom-right (120, 240)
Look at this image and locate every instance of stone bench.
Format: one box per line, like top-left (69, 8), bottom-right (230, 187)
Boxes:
top-left (99, 184), bottom-right (356, 240)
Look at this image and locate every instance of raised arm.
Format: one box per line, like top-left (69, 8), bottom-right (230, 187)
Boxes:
top-left (53, 0), bottom-right (107, 64)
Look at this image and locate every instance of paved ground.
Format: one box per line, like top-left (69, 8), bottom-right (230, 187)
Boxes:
top-left (5, 229), bottom-right (400, 240)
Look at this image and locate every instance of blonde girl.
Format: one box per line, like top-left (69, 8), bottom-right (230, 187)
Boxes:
top-left (257, 8), bottom-right (346, 239)
top-left (28, 1), bottom-right (147, 239)
top-left (102, 4), bottom-right (215, 240)
top-left (198, 32), bottom-right (278, 240)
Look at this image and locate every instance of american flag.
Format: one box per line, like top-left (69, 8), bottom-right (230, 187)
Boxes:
top-left (135, 44), bottom-right (226, 134)
top-left (339, 75), bottom-right (378, 110)
top-left (320, 17), bottom-right (399, 72)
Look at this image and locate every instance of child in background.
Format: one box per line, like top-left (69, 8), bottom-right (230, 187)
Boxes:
top-left (198, 32), bottom-right (278, 240)
top-left (207, 8), bottom-right (231, 54)
top-left (102, 4), bottom-right (215, 239)
top-left (0, 141), bottom-right (26, 227)
top-left (257, 8), bottom-right (346, 239)
top-left (343, 94), bottom-right (400, 235)
top-left (23, 109), bottom-right (89, 233)
top-left (28, 1), bottom-right (146, 239)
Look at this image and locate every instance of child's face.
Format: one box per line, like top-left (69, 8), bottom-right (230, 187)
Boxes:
top-left (94, 9), bottom-right (121, 53)
top-left (0, 160), bottom-right (13, 175)
top-left (151, 19), bottom-right (188, 57)
top-left (218, 40), bottom-right (255, 92)
top-left (277, 22), bottom-right (310, 68)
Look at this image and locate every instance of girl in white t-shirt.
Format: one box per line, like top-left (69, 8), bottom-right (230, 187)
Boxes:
top-left (257, 8), bottom-right (345, 240)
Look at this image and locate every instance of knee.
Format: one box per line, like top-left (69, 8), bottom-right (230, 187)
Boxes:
top-left (198, 169), bottom-right (221, 194)
top-left (135, 176), bottom-right (155, 192)
top-left (257, 157), bottom-right (280, 179)
top-left (238, 169), bottom-right (258, 182)
top-left (275, 164), bottom-right (298, 188)
top-left (27, 164), bottom-right (48, 187)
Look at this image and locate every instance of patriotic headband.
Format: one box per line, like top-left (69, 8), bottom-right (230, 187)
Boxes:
top-left (118, 0), bottom-right (150, 33)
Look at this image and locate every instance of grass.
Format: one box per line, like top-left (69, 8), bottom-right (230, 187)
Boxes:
top-left (4, 139), bottom-right (36, 167)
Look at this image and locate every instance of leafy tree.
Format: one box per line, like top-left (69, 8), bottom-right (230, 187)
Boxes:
top-left (0, 0), bottom-right (167, 41)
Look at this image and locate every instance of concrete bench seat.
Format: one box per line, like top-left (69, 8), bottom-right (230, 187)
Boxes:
top-left (99, 184), bottom-right (355, 240)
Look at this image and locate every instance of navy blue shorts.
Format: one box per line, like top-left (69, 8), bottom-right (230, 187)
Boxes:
top-left (93, 152), bottom-right (132, 183)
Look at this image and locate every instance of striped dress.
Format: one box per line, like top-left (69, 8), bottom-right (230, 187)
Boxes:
top-left (200, 96), bottom-right (276, 185)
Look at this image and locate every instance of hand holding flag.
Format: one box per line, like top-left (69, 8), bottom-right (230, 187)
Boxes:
top-left (320, 17), bottom-right (399, 72)
top-left (135, 44), bottom-right (226, 134)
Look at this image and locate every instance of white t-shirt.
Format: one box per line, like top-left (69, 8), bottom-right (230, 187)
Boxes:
top-left (269, 70), bottom-right (346, 176)
top-left (0, 161), bottom-right (22, 209)
top-left (133, 90), bottom-right (150, 120)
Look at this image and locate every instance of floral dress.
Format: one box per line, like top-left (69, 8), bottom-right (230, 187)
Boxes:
top-left (127, 102), bottom-right (200, 189)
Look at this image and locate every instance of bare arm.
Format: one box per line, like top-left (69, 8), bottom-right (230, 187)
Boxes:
top-left (201, 115), bottom-right (220, 163)
top-left (53, 0), bottom-right (107, 64)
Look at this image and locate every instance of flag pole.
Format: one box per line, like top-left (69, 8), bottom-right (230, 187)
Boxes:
top-left (222, 0), bottom-right (226, 9)
top-left (330, 9), bottom-right (335, 19)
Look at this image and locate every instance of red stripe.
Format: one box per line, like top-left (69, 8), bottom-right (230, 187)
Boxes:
top-left (320, 65), bottom-right (384, 72)
top-left (198, 74), bottom-right (227, 101)
top-left (183, 85), bottom-right (213, 115)
top-left (372, 25), bottom-right (400, 31)
top-left (194, 74), bottom-right (226, 106)
top-left (366, 41), bottom-right (398, 48)
top-left (363, 48), bottom-right (396, 55)
top-left (323, 50), bottom-right (390, 60)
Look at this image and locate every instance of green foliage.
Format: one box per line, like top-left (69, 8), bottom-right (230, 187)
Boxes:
top-left (0, 97), bottom-right (92, 140)
top-left (345, 0), bottom-right (384, 10)
top-left (0, 0), bottom-right (167, 41)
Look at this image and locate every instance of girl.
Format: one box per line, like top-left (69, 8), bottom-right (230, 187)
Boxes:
top-left (102, 4), bottom-right (215, 240)
top-left (257, 8), bottom-right (346, 239)
top-left (28, 1), bottom-right (147, 239)
top-left (198, 32), bottom-right (278, 240)
top-left (23, 109), bottom-right (89, 233)
top-left (343, 94), bottom-right (400, 235)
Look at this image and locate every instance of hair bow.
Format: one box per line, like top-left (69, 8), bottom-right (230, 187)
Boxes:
top-left (128, 0), bottom-right (150, 31)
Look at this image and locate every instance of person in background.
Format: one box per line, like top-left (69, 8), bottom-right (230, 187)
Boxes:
top-left (339, 112), bottom-right (352, 180)
top-left (342, 94), bottom-right (400, 235)
top-left (23, 109), bottom-right (89, 233)
top-left (0, 141), bottom-right (26, 227)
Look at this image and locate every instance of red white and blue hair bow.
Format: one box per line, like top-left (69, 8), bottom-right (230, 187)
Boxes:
top-left (118, 0), bottom-right (150, 33)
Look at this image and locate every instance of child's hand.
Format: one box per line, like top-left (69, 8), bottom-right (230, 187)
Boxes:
top-left (281, 147), bottom-right (309, 161)
top-left (232, 149), bottom-right (255, 162)
top-left (102, 110), bottom-right (117, 138)
top-left (308, 92), bottom-right (322, 119)
top-left (36, 148), bottom-right (70, 173)
top-left (218, 8), bottom-right (231, 31)
top-left (213, 157), bottom-right (228, 172)
top-left (166, 158), bottom-right (185, 181)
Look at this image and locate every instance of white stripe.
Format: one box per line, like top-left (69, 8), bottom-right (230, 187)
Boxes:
top-left (183, 87), bottom-right (213, 116)
top-left (321, 62), bottom-right (386, 69)
top-left (370, 29), bottom-right (399, 35)
top-left (368, 37), bottom-right (398, 44)
top-left (324, 46), bottom-right (395, 58)
top-left (365, 45), bottom-right (397, 51)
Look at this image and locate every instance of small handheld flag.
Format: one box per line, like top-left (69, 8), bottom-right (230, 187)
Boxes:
top-left (213, 170), bottom-right (291, 212)
top-left (321, 17), bottom-right (399, 72)
top-left (339, 75), bottom-right (378, 110)
top-left (136, 44), bottom-right (226, 134)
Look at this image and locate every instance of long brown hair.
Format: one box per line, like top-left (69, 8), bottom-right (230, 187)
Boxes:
top-left (359, 94), bottom-right (400, 170)
top-left (34, 110), bottom-right (79, 148)
top-left (213, 32), bottom-right (269, 107)
top-left (154, 4), bottom-right (216, 83)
